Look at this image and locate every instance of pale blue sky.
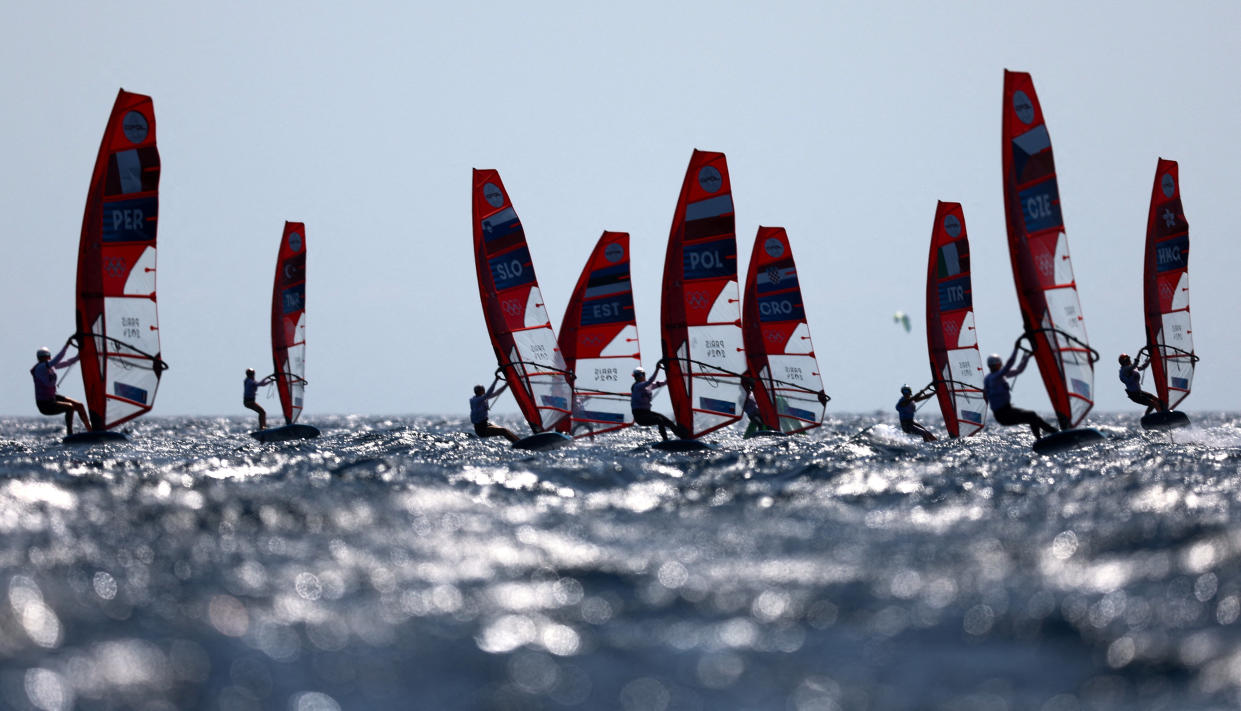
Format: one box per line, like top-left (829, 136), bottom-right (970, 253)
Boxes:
top-left (2, 2), bottom-right (1238, 418)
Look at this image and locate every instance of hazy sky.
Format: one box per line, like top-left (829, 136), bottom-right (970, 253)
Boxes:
top-left (2, 2), bottom-right (1238, 420)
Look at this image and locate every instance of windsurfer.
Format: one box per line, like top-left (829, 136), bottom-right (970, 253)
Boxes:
top-left (1117, 353), bottom-right (1166, 416)
top-left (742, 379), bottom-right (772, 435)
top-left (471, 380), bottom-right (520, 444)
top-left (983, 347), bottom-right (1058, 439)
top-left (896, 384), bottom-right (937, 442)
top-left (244, 368), bottom-right (276, 430)
top-left (31, 342), bottom-right (88, 435)
top-left (632, 364), bottom-right (685, 441)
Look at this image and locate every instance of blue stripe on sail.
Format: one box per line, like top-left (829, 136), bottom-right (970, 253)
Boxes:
top-left (481, 207), bottom-right (521, 242)
top-left (961, 409), bottom-right (984, 423)
top-left (1018, 179), bottom-right (1063, 234)
top-left (489, 245), bottom-right (536, 291)
top-left (781, 405), bottom-right (817, 422)
top-left (1070, 378), bottom-right (1091, 398)
top-left (682, 238), bottom-right (736, 280)
top-left (583, 281), bottom-right (629, 299)
top-left (579, 410), bottom-right (625, 423)
top-left (102, 196), bottom-right (158, 242)
top-left (1171, 377), bottom-right (1189, 389)
top-left (540, 394), bottom-right (568, 410)
top-left (1155, 235), bottom-right (1188, 273)
top-left (114, 381), bottom-right (149, 405)
top-left (937, 276), bottom-right (971, 312)
top-left (685, 194), bottom-right (734, 221)
top-left (580, 292), bottom-right (633, 326)
top-left (281, 284), bottom-right (305, 315)
top-left (699, 396), bottom-right (737, 415)
top-left (757, 293), bottom-right (805, 323)
top-left (1013, 125), bottom-right (1051, 156)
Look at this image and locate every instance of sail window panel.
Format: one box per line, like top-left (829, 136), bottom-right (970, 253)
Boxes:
top-left (512, 325), bottom-right (567, 373)
top-left (1159, 310), bottom-right (1193, 355)
top-left (105, 395), bottom-right (147, 425)
top-left (687, 324), bottom-right (746, 376)
top-left (104, 297), bottom-right (160, 356)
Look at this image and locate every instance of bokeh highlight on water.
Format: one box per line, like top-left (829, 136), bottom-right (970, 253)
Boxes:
top-left (1, 413), bottom-right (1240, 710)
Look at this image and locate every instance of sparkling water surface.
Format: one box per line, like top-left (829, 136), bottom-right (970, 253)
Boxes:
top-left (1, 413), bottom-right (1240, 711)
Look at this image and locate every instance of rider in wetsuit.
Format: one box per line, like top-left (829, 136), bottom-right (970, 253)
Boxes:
top-left (470, 380), bottom-right (520, 443)
top-left (31, 343), bottom-right (88, 435)
top-left (742, 379), bottom-right (773, 435)
top-left (896, 384), bottom-right (936, 442)
top-left (243, 368), bottom-right (276, 430)
top-left (1117, 353), bottom-right (1166, 416)
top-left (631, 364), bottom-right (686, 441)
top-left (983, 346), bottom-right (1058, 440)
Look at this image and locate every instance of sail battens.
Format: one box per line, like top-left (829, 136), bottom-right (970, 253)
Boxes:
top-left (1143, 159), bottom-right (1194, 410)
top-left (1001, 71), bottom-right (1094, 430)
top-left (473, 170), bottom-right (571, 434)
top-left (742, 226), bottom-right (826, 434)
top-left (76, 89), bottom-right (165, 432)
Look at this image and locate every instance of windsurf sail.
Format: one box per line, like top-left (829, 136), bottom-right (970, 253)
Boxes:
top-left (1001, 70), bottom-right (1096, 429)
top-left (925, 202), bottom-right (986, 438)
top-left (741, 226), bottom-right (827, 433)
top-left (557, 231), bottom-right (640, 437)
top-left (271, 222), bottom-right (307, 426)
top-left (1141, 159), bottom-right (1195, 409)
top-left (74, 89), bottom-right (167, 431)
top-left (660, 149), bottom-right (746, 438)
top-left (472, 169), bottom-right (571, 433)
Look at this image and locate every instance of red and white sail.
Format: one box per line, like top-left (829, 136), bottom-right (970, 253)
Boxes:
top-left (271, 222), bottom-right (307, 425)
top-left (741, 226), bottom-right (826, 434)
top-left (660, 150), bottom-right (746, 438)
top-left (925, 202), bottom-right (986, 438)
top-left (1000, 70), bottom-right (1095, 429)
top-left (557, 232), bottom-right (640, 437)
top-left (75, 89), bottom-right (166, 431)
top-left (472, 169), bottom-right (571, 433)
top-left (1142, 159), bottom-right (1194, 409)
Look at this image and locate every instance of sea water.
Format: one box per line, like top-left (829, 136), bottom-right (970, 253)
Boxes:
top-left (0, 413), bottom-right (1240, 711)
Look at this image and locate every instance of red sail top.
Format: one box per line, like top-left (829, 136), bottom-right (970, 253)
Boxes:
top-left (1142, 159), bottom-right (1194, 409)
top-left (75, 89), bottom-right (165, 431)
top-left (1000, 70), bottom-right (1095, 429)
top-left (471, 169), bottom-right (570, 433)
top-left (741, 226), bottom-right (826, 434)
top-left (660, 149), bottom-right (747, 438)
top-left (925, 202), bottom-right (986, 438)
top-left (557, 232), bottom-right (640, 437)
top-left (271, 222), bottom-right (307, 425)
